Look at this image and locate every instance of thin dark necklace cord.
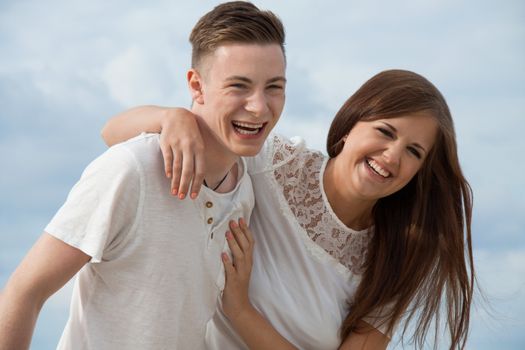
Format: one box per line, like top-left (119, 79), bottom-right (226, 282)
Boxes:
top-left (204, 171), bottom-right (229, 191)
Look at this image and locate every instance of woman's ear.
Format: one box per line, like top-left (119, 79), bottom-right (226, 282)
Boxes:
top-left (187, 69), bottom-right (204, 104)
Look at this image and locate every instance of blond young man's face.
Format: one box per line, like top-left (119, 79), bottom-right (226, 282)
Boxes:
top-left (190, 43), bottom-right (286, 157)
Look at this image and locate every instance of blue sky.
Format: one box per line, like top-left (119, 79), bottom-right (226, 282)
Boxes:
top-left (0, 0), bottom-right (524, 348)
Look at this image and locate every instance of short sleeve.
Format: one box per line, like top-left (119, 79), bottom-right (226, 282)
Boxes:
top-left (244, 133), bottom-right (306, 175)
top-left (45, 145), bottom-right (143, 263)
top-left (362, 301), bottom-right (398, 337)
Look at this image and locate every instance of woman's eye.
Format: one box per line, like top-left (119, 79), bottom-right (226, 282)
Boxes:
top-left (377, 127), bottom-right (393, 138)
top-left (408, 147), bottom-right (422, 159)
top-left (267, 84), bottom-right (283, 90)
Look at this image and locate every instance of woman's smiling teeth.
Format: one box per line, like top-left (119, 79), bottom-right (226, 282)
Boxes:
top-left (232, 121), bottom-right (265, 135)
top-left (366, 158), bottom-right (390, 178)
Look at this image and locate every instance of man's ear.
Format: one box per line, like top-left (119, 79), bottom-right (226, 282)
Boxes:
top-left (187, 69), bottom-right (204, 105)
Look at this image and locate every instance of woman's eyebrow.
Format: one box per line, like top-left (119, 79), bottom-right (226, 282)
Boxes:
top-left (381, 121), bottom-right (397, 133)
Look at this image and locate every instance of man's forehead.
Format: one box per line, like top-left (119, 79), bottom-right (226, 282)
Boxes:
top-left (207, 43), bottom-right (284, 65)
top-left (200, 43), bottom-right (286, 80)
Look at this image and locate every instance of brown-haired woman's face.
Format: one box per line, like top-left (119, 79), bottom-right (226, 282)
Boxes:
top-left (331, 112), bottom-right (438, 202)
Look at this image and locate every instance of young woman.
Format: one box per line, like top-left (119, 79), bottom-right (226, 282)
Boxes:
top-left (102, 69), bottom-right (474, 349)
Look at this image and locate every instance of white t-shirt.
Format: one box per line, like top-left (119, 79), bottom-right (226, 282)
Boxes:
top-left (45, 133), bottom-right (254, 350)
top-left (205, 134), bottom-right (387, 349)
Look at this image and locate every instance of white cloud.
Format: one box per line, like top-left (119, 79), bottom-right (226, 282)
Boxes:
top-left (102, 45), bottom-right (175, 106)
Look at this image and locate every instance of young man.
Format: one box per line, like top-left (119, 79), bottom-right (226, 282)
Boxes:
top-left (0, 2), bottom-right (286, 349)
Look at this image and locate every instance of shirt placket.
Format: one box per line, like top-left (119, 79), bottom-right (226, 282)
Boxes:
top-left (198, 193), bottom-right (230, 250)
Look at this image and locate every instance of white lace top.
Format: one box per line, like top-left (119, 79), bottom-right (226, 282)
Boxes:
top-left (272, 135), bottom-right (373, 275)
top-left (205, 135), bottom-right (381, 350)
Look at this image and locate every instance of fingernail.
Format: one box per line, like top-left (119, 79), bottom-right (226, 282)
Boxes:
top-left (172, 188), bottom-right (178, 196)
top-left (230, 221), bottom-right (238, 228)
top-left (239, 218), bottom-right (245, 226)
top-left (166, 172), bottom-right (172, 178)
top-left (225, 231), bottom-right (232, 239)
top-left (179, 193), bottom-right (185, 199)
top-left (190, 192), bottom-right (197, 199)
top-left (221, 252), bottom-right (228, 261)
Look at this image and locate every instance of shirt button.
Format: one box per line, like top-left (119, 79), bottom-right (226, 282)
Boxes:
top-left (206, 201), bottom-right (213, 208)
top-left (207, 217), bottom-right (213, 224)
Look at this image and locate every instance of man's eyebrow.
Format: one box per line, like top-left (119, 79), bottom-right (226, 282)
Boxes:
top-left (225, 76), bottom-right (287, 84)
top-left (225, 76), bottom-right (252, 83)
top-left (381, 121), bottom-right (427, 153)
top-left (267, 76), bottom-right (287, 84)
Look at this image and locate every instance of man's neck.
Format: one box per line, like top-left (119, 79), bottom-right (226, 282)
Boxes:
top-left (195, 116), bottom-right (239, 193)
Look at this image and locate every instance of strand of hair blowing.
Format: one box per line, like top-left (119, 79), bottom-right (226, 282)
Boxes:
top-left (340, 131), bottom-right (474, 349)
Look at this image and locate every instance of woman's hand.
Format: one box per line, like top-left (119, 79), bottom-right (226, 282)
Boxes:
top-left (100, 105), bottom-right (206, 199)
top-left (157, 108), bottom-right (205, 199)
top-left (221, 218), bottom-right (255, 321)
top-left (220, 220), bottom-right (298, 349)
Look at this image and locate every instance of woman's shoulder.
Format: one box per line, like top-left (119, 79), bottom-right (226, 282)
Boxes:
top-left (269, 133), bottom-right (307, 168)
top-left (245, 133), bottom-right (324, 175)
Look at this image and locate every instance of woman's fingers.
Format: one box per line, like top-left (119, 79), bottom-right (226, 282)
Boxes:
top-left (229, 219), bottom-right (253, 255)
top-left (178, 149), bottom-right (195, 199)
top-left (171, 150), bottom-right (183, 196)
top-left (167, 144), bottom-right (205, 199)
top-left (160, 138), bottom-right (184, 197)
top-left (226, 219), bottom-right (254, 277)
top-left (221, 219), bottom-right (255, 321)
top-left (190, 147), bottom-right (206, 199)
top-left (159, 136), bottom-right (206, 200)
top-left (222, 252), bottom-right (234, 278)
top-left (238, 218), bottom-right (254, 246)
top-left (226, 230), bottom-right (245, 267)
top-left (157, 107), bottom-right (205, 199)
top-left (160, 140), bottom-right (174, 179)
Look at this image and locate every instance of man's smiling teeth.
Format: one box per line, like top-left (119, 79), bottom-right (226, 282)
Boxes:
top-left (367, 159), bottom-right (390, 178)
top-left (232, 121), bottom-right (264, 135)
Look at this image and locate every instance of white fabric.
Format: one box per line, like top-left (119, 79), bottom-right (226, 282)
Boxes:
top-left (206, 134), bottom-right (384, 350)
top-left (45, 133), bottom-right (254, 350)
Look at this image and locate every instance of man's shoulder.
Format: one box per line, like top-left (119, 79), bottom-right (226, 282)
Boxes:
top-left (84, 133), bottom-right (162, 182)
top-left (110, 133), bottom-right (162, 167)
top-left (114, 132), bottom-right (160, 153)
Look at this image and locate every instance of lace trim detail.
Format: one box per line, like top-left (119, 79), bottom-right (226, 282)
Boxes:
top-left (270, 136), bottom-right (372, 276)
top-left (270, 135), bottom-right (305, 169)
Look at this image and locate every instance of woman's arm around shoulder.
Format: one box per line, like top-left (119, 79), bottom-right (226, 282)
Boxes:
top-left (101, 105), bottom-right (205, 198)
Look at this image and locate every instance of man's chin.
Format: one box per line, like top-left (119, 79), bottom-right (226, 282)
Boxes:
top-left (231, 144), bottom-right (264, 157)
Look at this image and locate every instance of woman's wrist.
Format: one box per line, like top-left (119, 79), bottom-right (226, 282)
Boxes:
top-left (159, 107), bottom-right (175, 131)
top-left (159, 107), bottom-right (195, 131)
top-left (225, 301), bottom-right (257, 325)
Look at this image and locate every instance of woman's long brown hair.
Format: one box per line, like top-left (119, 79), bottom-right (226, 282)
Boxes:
top-left (327, 70), bottom-right (474, 349)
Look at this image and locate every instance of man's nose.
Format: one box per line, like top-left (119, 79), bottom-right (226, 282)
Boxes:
top-left (245, 90), bottom-right (270, 117)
